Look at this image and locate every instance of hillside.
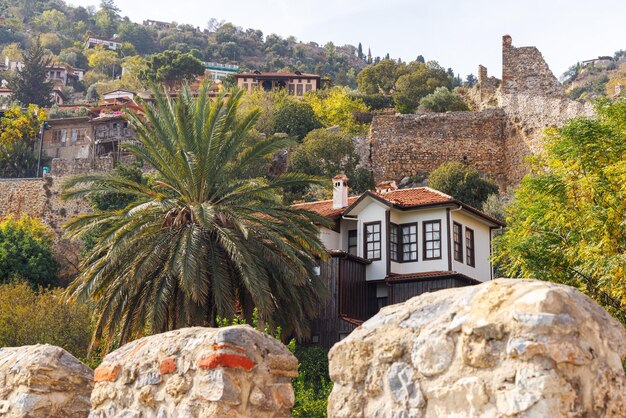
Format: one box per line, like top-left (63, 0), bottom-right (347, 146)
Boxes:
top-left (562, 50), bottom-right (626, 101)
top-left (0, 0), bottom-right (370, 88)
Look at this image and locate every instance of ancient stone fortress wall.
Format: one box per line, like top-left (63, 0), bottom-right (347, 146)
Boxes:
top-left (328, 279), bottom-right (626, 417)
top-left (370, 109), bottom-right (509, 186)
top-left (368, 35), bottom-right (596, 188)
top-left (501, 34), bottom-right (564, 98)
top-left (0, 176), bottom-right (92, 279)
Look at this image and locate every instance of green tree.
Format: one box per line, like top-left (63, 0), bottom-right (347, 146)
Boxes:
top-left (357, 59), bottom-right (401, 95)
top-left (0, 215), bottom-right (58, 287)
top-left (95, 0), bottom-right (121, 38)
top-left (12, 38), bottom-right (53, 107)
top-left (304, 87), bottom-right (369, 135)
top-left (0, 281), bottom-right (92, 359)
top-left (87, 46), bottom-right (120, 76)
top-left (139, 50), bottom-right (205, 85)
top-left (289, 127), bottom-right (375, 200)
top-left (0, 104), bottom-right (46, 177)
top-left (32, 9), bottom-right (67, 32)
top-left (273, 100), bottom-right (322, 140)
top-left (393, 62), bottom-right (451, 113)
top-left (428, 162), bottom-right (499, 209)
top-left (494, 99), bottom-right (626, 324)
top-left (418, 87), bottom-right (469, 113)
top-left (62, 84), bottom-right (329, 346)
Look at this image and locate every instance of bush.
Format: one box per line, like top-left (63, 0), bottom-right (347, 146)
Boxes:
top-left (0, 215), bottom-right (58, 287)
top-left (292, 345), bottom-right (333, 418)
top-left (349, 92), bottom-right (394, 110)
top-left (0, 281), bottom-right (92, 359)
top-left (418, 87), bottom-right (469, 112)
top-left (273, 100), bottom-right (322, 140)
top-left (428, 162), bottom-right (499, 209)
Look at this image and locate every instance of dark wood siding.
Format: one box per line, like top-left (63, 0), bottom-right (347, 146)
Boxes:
top-left (389, 277), bottom-right (474, 305)
top-left (308, 255), bottom-right (366, 350)
top-left (339, 257), bottom-right (368, 321)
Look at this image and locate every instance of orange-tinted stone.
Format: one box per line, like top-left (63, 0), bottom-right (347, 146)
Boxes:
top-left (212, 343), bottom-right (246, 353)
top-left (159, 358), bottom-right (177, 375)
top-left (198, 353), bottom-right (255, 371)
top-left (94, 364), bottom-right (121, 382)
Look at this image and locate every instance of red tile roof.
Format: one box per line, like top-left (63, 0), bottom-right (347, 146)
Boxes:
top-left (292, 196), bottom-right (358, 219)
top-left (292, 187), bottom-right (504, 226)
top-left (339, 315), bottom-right (364, 327)
top-left (370, 187), bottom-right (454, 208)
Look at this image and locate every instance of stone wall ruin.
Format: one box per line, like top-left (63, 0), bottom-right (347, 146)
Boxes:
top-left (368, 35), bottom-right (595, 187)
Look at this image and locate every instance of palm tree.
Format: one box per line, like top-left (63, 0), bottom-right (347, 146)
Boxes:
top-left (62, 84), bottom-right (330, 347)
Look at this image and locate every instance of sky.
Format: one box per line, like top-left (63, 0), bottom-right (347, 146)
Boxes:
top-left (67, 0), bottom-right (626, 79)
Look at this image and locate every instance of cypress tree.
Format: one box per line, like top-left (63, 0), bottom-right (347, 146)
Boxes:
top-left (12, 39), bottom-right (53, 107)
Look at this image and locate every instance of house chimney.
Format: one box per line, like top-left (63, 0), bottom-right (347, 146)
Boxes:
top-left (375, 180), bottom-right (398, 194)
top-left (332, 174), bottom-right (349, 209)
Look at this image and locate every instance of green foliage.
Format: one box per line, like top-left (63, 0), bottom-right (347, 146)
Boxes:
top-left (349, 92), bottom-right (394, 110)
top-left (494, 98), bottom-right (626, 324)
top-left (273, 100), bottom-right (322, 140)
top-left (0, 104), bottom-right (45, 177)
top-left (62, 84), bottom-right (330, 347)
top-left (139, 50), bottom-right (205, 84)
top-left (0, 281), bottom-right (92, 359)
top-left (292, 345), bottom-right (332, 418)
top-left (428, 162), bottom-right (499, 209)
top-left (90, 163), bottom-right (146, 211)
top-left (418, 87), bottom-right (468, 112)
top-left (0, 215), bottom-right (58, 287)
top-left (393, 62), bottom-right (452, 113)
top-left (289, 127), bottom-right (374, 201)
top-left (356, 59), bottom-right (401, 95)
top-left (481, 193), bottom-right (510, 222)
top-left (304, 87), bottom-right (369, 135)
top-left (12, 38), bottom-right (53, 107)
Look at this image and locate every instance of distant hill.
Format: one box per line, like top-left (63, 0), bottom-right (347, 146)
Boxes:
top-left (562, 50), bottom-right (626, 101)
top-left (0, 0), bottom-right (372, 88)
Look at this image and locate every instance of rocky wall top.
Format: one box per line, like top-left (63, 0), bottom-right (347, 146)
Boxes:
top-left (0, 344), bottom-right (93, 418)
top-left (90, 325), bottom-right (299, 418)
top-left (501, 35), bottom-right (564, 98)
top-left (328, 279), bottom-right (626, 418)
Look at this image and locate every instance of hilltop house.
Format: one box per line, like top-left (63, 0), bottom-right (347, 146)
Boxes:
top-left (295, 175), bottom-right (504, 348)
top-left (235, 71), bottom-right (321, 96)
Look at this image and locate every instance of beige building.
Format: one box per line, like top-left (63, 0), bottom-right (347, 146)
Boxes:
top-left (235, 71), bottom-right (321, 97)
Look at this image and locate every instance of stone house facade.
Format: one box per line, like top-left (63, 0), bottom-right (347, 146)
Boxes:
top-left (235, 71), bottom-right (321, 97)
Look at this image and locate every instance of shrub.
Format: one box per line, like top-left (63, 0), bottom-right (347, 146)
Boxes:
top-left (418, 87), bottom-right (469, 112)
top-left (0, 215), bottom-right (58, 287)
top-left (428, 162), bottom-right (499, 209)
top-left (0, 281), bottom-right (92, 359)
top-left (292, 345), bottom-right (333, 418)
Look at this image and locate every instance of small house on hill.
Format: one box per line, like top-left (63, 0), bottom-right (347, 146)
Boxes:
top-left (235, 71), bottom-right (321, 97)
top-left (294, 176), bottom-right (504, 348)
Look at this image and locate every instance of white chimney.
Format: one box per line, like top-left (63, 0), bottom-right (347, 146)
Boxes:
top-left (332, 174), bottom-right (349, 209)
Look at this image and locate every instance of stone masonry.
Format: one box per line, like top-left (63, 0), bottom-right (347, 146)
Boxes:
top-left (0, 344), bottom-right (93, 418)
top-left (368, 35), bottom-right (595, 187)
top-left (0, 176), bottom-right (92, 281)
top-left (89, 326), bottom-right (298, 418)
top-left (328, 279), bottom-right (626, 417)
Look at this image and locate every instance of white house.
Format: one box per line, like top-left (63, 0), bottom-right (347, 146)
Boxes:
top-left (294, 175), bottom-right (504, 348)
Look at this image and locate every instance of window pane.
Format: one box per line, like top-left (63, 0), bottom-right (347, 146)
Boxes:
top-left (423, 221), bottom-right (441, 260)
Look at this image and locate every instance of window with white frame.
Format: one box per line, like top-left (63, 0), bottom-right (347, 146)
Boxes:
top-left (423, 220), bottom-right (442, 260)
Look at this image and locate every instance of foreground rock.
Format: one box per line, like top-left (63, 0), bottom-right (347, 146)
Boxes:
top-left (328, 279), bottom-right (626, 418)
top-left (0, 344), bottom-right (93, 418)
top-left (89, 325), bottom-right (298, 418)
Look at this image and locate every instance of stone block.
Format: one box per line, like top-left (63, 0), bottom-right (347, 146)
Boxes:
top-left (328, 279), bottom-right (626, 417)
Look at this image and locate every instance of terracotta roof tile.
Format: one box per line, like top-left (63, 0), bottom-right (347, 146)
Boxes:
top-left (292, 197), bottom-right (358, 219)
top-left (371, 187), bottom-right (454, 208)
